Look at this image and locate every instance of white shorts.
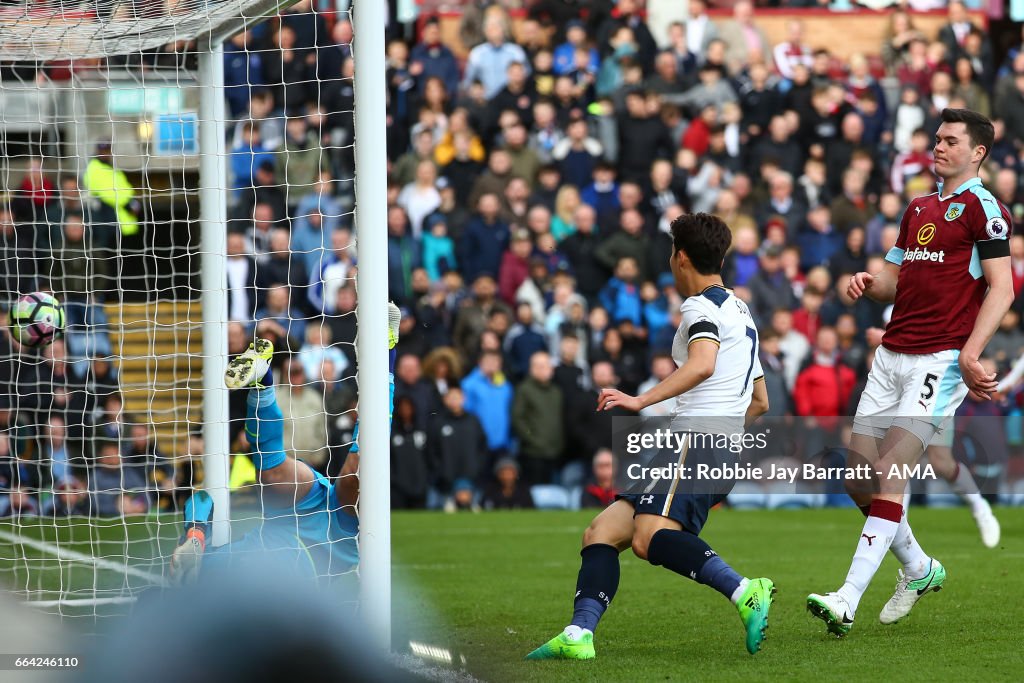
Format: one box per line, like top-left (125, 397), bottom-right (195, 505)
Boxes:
top-left (852, 346), bottom-right (967, 447)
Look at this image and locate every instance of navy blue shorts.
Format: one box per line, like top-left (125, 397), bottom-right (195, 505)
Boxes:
top-left (617, 433), bottom-right (737, 535)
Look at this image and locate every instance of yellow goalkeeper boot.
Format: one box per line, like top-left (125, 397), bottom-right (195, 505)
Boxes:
top-left (388, 301), bottom-right (401, 350)
top-left (224, 338), bottom-right (274, 389)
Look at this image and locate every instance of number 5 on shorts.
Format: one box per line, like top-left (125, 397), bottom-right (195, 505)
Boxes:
top-left (919, 372), bottom-right (938, 410)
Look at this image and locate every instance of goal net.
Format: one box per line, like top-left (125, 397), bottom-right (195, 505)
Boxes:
top-left (0, 0), bottom-right (363, 619)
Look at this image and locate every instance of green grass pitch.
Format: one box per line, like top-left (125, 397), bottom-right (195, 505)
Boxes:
top-left (1, 507), bottom-right (1021, 681)
top-left (392, 507), bottom-right (1024, 682)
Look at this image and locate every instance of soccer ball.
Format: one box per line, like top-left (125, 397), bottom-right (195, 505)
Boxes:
top-left (8, 292), bottom-right (65, 348)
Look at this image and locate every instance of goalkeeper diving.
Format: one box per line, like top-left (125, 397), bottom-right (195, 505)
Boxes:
top-left (170, 303), bottom-right (401, 582)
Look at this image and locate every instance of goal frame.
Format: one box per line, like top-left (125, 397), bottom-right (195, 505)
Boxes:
top-left (1, 0), bottom-right (392, 649)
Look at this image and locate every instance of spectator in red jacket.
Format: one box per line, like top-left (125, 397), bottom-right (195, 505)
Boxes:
top-left (15, 156), bottom-right (55, 220)
top-left (499, 229), bottom-right (533, 306)
top-left (681, 104), bottom-right (716, 157)
top-left (792, 287), bottom-right (824, 343)
top-left (790, 327), bottom-right (856, 456)
top-left (579, 449), bottom-right (618, 508)
top-left (889, 128), bottom-right (934, 195)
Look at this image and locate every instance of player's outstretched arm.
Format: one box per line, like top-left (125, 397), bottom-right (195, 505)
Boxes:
top-left (848, 262), bottom-right (900, 304)
top-left (598, 340), bottom-right (717, 413)
top-left (961, 255), bottom-right (1014, 400)
top-left (744, 378), bottom-right (769, 428)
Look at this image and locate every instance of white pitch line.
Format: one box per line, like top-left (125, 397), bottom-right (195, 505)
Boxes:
top-left (0, 529), bottom-right (168, 586)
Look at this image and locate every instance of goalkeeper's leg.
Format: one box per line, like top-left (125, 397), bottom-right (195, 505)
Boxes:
top-left (232, 338), bottom-right (317, 505)
top-left (334, 302), bottom-right (400, 512)
top-left (173, 339), bottom-right (317, 581)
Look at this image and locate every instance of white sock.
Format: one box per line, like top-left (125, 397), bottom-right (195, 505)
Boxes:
top-left (563, 625), bottom-right (588, 640)
top-left (949, 463), bottom-right (987, 514)
top-left (837, 502), bottom-right (902, 614)
top-left (730, 577), bottom-right (750, 605)
top-left (887, 486), bottom-right (930, 579)
top-left (889, 513), bottom-right (930, 579)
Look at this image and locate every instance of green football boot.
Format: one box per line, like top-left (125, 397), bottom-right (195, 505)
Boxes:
top-left (737, 578), bottom-right (776, 654)
top-left (525, 629), bottom-right (595, 660)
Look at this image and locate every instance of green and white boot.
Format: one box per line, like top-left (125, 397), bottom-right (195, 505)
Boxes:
top-left (807, 591), bottom-right (855, 637)
top-left (879, 559), bottom-right (946, 625)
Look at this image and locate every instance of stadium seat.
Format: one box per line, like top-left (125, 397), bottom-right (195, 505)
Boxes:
top-left (923, 479), bottom-right (961, 508)
top-left (764, 483), bottom-right (822, 509)
top-left (727, 482), bottom-right (767, 510)
top-left (566, 486), bottom-right (583, 511)
top-left (823, 491), bottom-right (859, 508)
top-left (1004, 479), bottom-right (1024, 506)
top-left (530, 485), bottom-right (573, 510)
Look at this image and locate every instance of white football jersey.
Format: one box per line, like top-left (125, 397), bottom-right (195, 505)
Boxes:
top-left (670, 285), bottom-right (762, 432)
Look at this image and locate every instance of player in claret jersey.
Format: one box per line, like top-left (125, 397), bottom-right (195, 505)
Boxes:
top-left (807, 109), bottom-right (1014, 636)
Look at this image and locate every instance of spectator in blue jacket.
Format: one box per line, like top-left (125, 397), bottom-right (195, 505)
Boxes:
top-left (598, 257), bottom-right (644, 327)
top-left (462, 17), bottom-right (529, 99)
top-left (223, 31), bottom-right (265, 117)
top-left (230, 122), bottom-right (274, 194)
top-left (410, 18), bottom-right (460, 96)
top-left (642, 274), bottom-right (676, 340)
top-left (293, 209), bottom-right (334, 281)
top-left (553, 116), bottom-right (603, 189)
top-left (553, 20), bottom-right (600, 76)
top-left (797, 205), bottom-right (844, 272)
top-left (459, 193), bottom-right (510, 282)
top-left (504, 302), bottom-right (549, 382)
top-left (308, 228), bottom-right (356, 314)
top-left (580, 162), bottom-right (621, 226)
top-left (422, 213), bottom-right (457, 282)
top-left (461, 350), bottom-right (515, 457)
top-left (293, 170), bottom-right (344, 274)
top-left (721, 224), bottom-right (760, 287)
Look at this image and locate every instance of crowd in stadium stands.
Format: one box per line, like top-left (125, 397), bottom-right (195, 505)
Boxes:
top-left (3, 0), bottom-right (1024, 516)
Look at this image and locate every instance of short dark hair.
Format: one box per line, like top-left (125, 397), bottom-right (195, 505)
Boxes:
top-left (940, 108), bottom-right (994, 163)
top-left (98, 439), bottom-right (120, 453)
top-left (670, 213), bottom-right (732, 276)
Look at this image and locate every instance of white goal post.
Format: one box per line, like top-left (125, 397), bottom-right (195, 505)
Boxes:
top-left (0, 0), bottom-right (391, 647)
top-left (351, 0), bottom-right (391, 651)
